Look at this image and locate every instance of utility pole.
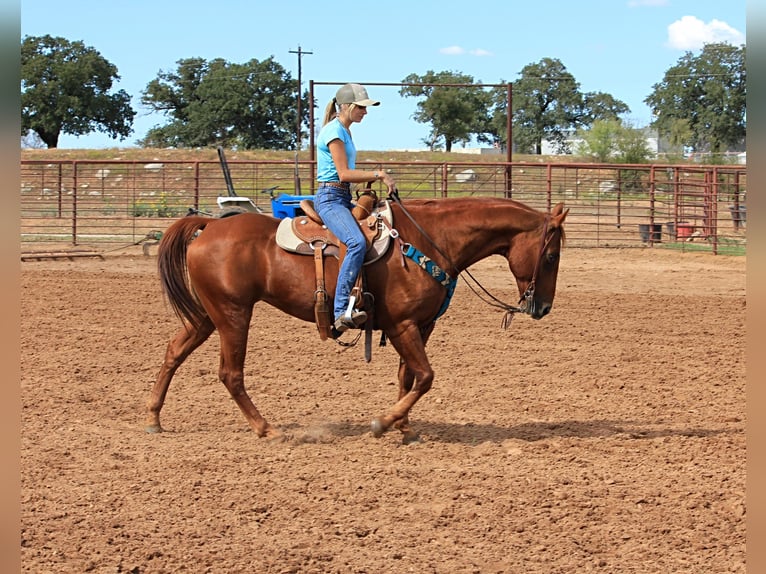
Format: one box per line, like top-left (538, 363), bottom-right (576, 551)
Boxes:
top-left (289, 46), bottom-right (313, 151)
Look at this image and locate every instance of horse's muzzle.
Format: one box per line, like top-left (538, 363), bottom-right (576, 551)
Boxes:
top-left (528, 300), bottom-right (552, 320)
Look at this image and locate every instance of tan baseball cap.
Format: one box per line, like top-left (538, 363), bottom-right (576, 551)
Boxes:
top-left (335, 83), bottom-right (380, 106)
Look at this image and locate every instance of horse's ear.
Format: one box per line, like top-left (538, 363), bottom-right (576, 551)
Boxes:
top-left (551, 202), bottom-right (569, 227)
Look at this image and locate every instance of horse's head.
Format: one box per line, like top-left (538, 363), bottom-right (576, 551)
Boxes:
top-left (509, 202), bottom-right (568, 320)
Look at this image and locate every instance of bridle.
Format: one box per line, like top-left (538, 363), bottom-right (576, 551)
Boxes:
top-left (387, 190), bottom-right (556, 329)
top-left (465, 212), bottom-right (553, 329)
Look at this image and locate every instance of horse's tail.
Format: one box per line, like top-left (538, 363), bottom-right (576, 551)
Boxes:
top-left (157, 216), bottom-right (210, 330)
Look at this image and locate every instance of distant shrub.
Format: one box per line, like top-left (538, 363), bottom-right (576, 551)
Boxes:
top-left (131, 194), bottom-right (183, 217)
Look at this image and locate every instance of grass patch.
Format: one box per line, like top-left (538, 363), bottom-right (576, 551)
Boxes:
top-left (131, 194), bottom-right (186, 217)
top-left (662, 240), bottom-right (746, 256)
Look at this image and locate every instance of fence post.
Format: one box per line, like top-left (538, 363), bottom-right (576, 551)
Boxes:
top-left (546, 163), bottom-right (553, 211)
top-left (731, 170), bottom-right (743, 231)
top-left (72, 161), bottom-right (78, 246)
top-left (710, 168), bottom-right (719, 254)
top-left (57, 163), bottom-right (63, 218)
top-left (194, 161), bottom-right (200, 210)
top-left (648, 166), bottom-right (656, 244)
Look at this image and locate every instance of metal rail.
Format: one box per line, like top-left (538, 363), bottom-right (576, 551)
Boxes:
top-left (20, 158), bottom-right (746, 255)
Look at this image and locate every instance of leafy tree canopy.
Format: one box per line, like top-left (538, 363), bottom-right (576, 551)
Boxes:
top-left (21, 34), bottom-right (135, 148)
top-left (577, 92), bottom-right (630, 126)
top-left (140, 56), bottom-right (307, 150)
top-left (644, 42), bottom-right (745, 153)
top-left (509, 58), bottom-right (629, 154)
top-left (613, 122), bottom-right (654, 164)
top-left (576, 119), bottom-right (624, 162)
top-left (577, 119), bottom-right (654, 164)
top-left (399, 71), bottom-right (493, 151)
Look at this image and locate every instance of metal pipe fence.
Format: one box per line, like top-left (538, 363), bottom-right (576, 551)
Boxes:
top-left (20, 159), bottom-right (746, 255)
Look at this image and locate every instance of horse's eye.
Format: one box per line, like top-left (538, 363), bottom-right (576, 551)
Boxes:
top-left (546, 252), bottom-right (559, 264)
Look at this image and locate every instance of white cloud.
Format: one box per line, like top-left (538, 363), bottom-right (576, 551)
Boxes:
top-left (628, 0), bottom-right (668, 6)
top-left (666, 15), bottom-right (745, 50)
top-left (440, 46), bottom-right (493, 57)
top-left (440, 46), bottom-right (465, 55)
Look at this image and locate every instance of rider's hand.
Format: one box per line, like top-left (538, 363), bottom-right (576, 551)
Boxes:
top-left (380, 171), bottom-right (396, 190)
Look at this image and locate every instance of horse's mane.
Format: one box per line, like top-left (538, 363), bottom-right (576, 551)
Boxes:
top-left (396, 196), bottom-right (543, 224)
top-left (400, 195), bottom-right (536, 209)
top-left (396, 196), bottom-right (565, 244)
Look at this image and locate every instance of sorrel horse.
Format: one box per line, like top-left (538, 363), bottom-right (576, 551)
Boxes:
top-left (146, 196), bottom-right (568, 443)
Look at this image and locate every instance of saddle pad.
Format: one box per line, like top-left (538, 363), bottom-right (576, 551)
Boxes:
top-left (275, 200), bottom-right (393, 265)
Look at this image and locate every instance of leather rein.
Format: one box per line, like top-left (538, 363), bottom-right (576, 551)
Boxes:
top-left (387, 190), bottom-right (554, 329)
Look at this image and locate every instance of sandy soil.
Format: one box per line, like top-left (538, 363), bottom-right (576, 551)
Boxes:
top-left (21, 246), bottom-right (745, 573)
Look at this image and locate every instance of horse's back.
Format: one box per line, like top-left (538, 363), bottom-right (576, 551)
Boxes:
top-left (191, 212), bottom-right (277, 244)
top-left (186, 213), bottom-right (277, 263)
top-left (185, 213), bottom-right (326, 320)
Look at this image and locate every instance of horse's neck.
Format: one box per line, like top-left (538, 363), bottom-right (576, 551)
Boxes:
top-left (402, 199), bottom-right (538, 273)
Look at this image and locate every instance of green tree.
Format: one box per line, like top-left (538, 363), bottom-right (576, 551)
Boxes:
top-left (511, 58), bottom-right (581, 154)
top-left (644, 42), bottom-right (745, 154)
top-left (485, 75), bottom-right (628, 153)
top-left (613, 122), bottom-right (653, 164)
top-left (576, 92), bottom-right (630, 125)
top-left (399, 71), bottom-right (492, 151)
top-left (140, 56), bottom-right (307, 149)
top-left (576, 119), bottom-right (623, 161)
top-left (21, 35), bottom-right (135, 148)
top-left (509, 58), bottom-right (629, 154)
top-left (576, 119), bottom-right (652, 163)
top-left (666, 118), bottom-right (693, 151)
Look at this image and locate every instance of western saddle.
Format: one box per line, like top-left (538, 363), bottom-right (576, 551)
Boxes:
top-left (280, 186), bottom-right (387, 340)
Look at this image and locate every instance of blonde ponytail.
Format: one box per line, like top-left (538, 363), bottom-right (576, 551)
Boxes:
top-left (322, 97), bottom-right (338, 126)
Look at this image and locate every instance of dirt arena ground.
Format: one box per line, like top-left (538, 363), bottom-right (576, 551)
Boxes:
top-left (21, 246), bottom-right (745, 573)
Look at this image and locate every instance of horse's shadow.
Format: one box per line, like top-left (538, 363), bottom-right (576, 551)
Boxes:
top-left (317, 418), bottom-right (736, 445)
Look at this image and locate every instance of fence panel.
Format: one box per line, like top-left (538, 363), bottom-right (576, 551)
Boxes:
top-left (20, 159), bottom-right (746, 255)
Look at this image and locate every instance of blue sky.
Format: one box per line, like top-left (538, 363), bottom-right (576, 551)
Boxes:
top-left (20, 0), bottom-right (746, 151)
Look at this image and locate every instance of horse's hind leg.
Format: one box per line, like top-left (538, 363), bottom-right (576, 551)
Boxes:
top-left (213, 316), bottom-right (283, 440)
top-left (146, 317), bottom-right (216, 433)
top-left (372, 323), bottom-right (436, 444)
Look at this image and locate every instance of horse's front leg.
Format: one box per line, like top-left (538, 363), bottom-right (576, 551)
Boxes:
top-left (146, 317), bottom-right (216, 433)
top-left (388, 324), bottom-right (436, 443)
top-left (389, 358), bottom-right (420, 444)
top-left (371, 323), bottom-right (435, 444)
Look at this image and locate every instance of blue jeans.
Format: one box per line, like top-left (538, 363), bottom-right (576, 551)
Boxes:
top-left (314, 185), bottom-right (366, 320)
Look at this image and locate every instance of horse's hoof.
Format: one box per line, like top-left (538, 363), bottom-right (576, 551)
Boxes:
top-left (265, 429), bottom-right (288, 443)
top-left (145, 424), bottom-right (163, 434)
top-left (370, 418), bottom-right (386, 438)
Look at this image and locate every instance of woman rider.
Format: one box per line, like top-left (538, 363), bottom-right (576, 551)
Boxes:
top-left (315, 83), bottom-right (396, 333)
